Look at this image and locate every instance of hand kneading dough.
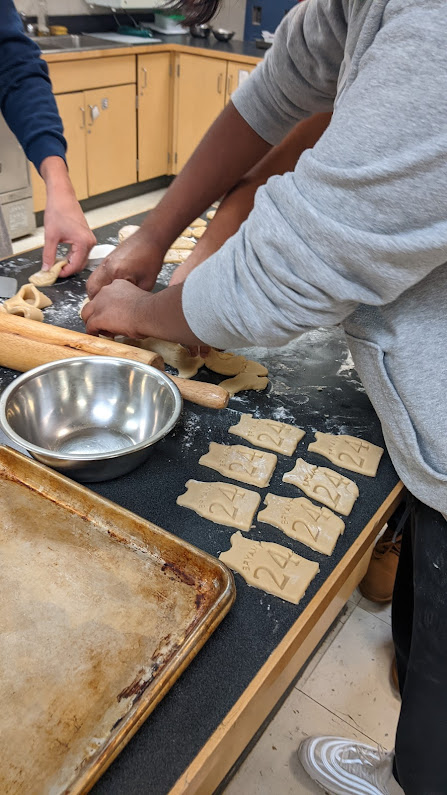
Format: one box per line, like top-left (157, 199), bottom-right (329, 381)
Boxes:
top-left (257, 493), bottom-right (345, 556)
top-left (219, 532), bottom-right (319, 604)
top-left (229, 414), bottom-right (305, 456)
top-left (199, 442), bottom-right (277, 487)
top-left (283, 458), bottom-right (359, 516)
top-left (219, 372), bottom-right (269, 397)
top-left (118, 224), bottom-right (140, 243)
top-left (163, 249), bottom-right (190, 264)
top-left (308, 432), bottom-right (384, 477)
top-left (177, 480), bottom-right (260, 531)
top-left (29, 259), bottom-right (66, 287)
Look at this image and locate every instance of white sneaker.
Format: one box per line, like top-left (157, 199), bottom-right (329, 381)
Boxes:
top-left (298, 736), bottom-right (403, 795)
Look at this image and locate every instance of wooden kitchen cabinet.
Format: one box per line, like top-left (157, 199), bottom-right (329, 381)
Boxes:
top-left (85, 84), bottom-right (137, 196)
top-left (225, 61), bottom-right (256, 105)
top-left (172, 53), bottom-right (227, 173)
top-left (30, 91), bottom-right (88, 212)
top-left (137, 53), bottom-right (172, 182)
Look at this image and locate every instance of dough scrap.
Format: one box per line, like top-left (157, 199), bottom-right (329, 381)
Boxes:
top-left (29, 259), bottom-right (66, 287)
top-left (163, 249), bottom-right (190, 264)
top-left (308, 432), bottom-right (384, 477)
top-left (219, 531), bottom-right (319, 604)
top-left (6, 304), bottom-right (43, 322)
top-left (118, 224), bottom-right (140, 243)
top-left (0, 304), bottom-right (7, 313)
top-left (229, 413), bottom-right (305, 456)
top-left (199, 442), bottom-right (277, 487)
top-left (181, 227), bottom-right (194, 238)
top-left (190, 217), bottom-right (207, 228)
top-left (191, 226), bottom-right (206, 239)
top-left (206, 210), bottom-right (216, 220)
top-left (283, 458), bottom-right (359, 516)
top-left (219, 373), bottom-right (269, 397)
top-left (139, 337), bottom-right (203, 378)
top-left (177, 479), bottom-right (260, 531)
top-left (79, 296), bottom-right (89, 318)
top-left (258, 493), bottom-right (345, 556)
top-left (4, 283), bottom-right (52, 311)
top-left (204, 349), bottom-right (268, 377)
top-left (172, 237), bottom-right (196, 250)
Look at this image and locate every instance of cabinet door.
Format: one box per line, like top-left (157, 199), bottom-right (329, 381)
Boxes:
top-left (173, 54), bottom-right (227, 174)
top-left (30, 91), bottom-right (88, 212)
top-left (138, 53), bottom-right (172, 181)
top-left (225, 62), bottom-right (257, 105)
top-left (85, 84), bottom-right (137, 196)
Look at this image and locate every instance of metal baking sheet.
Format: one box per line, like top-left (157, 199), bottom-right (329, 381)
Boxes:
top-left (0, 446), bottom-right (235, 795)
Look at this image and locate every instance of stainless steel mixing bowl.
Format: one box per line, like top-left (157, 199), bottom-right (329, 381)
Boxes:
top-left (0, 357), bottom-right (182, 482)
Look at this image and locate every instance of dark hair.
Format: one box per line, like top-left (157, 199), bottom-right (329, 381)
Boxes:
top-left (168, 0), bottom-right (223, 25)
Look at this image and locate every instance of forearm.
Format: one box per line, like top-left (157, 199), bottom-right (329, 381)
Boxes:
top-left (40, 155), bottom-right (73, 195)
top-left (141, 102), bottom-right (271, 252)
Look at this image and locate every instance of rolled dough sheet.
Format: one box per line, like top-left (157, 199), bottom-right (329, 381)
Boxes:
top-left (229, 413), bottom-right (305, 456)
top-left (219, 531), bottom-right (319, 604)
top-left (308, 432), bottom-right (384, 477)
top-left (199, 442), bottom-right (277, 487)
top-left (283, 458), bottom-right (359, 516)
top-left (257, 493), bottom-right (345, 556)
top-left (176, 480), bottom-right (260, 531)
top-left (204, 349), bottom-right (268, 377)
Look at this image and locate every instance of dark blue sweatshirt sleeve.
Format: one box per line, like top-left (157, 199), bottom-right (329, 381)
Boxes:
top-left (0, 0), bottom-right (66, 171)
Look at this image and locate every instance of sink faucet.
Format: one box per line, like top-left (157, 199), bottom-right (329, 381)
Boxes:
top-left (36, 0), bottom-right (50, 36)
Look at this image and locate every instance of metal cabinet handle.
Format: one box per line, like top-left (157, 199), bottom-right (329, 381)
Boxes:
top-left (88, 105), bottom-right (94, 126)
top-left (227, 74), bottom-right (234, 97)
top-left (80, 106), bottom-right (86, 129)
top-left (217, 73), bottom-right (224, 94)
top-left (142, 66), bottom-right (148, 90)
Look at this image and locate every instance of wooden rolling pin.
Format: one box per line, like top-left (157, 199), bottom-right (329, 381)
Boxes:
top-left (0, 314), bottom-right (229, 410)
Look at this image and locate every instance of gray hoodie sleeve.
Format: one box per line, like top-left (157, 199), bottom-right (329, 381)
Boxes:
top-left (182, 1), bottom-right (447, 349)
top-left (231, 0), bottom-right (347, 145)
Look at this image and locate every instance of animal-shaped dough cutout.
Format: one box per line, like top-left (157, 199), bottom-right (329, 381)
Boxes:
top-left (257, 493), bottom-right (345, 556)
top-left (283, 458), bottom-right (359, 516)
top-left (199, 442), bottom-right (277, 487)
top-left (219, 373), bottom-right (269, 397)
top-left (140, 337), bottom-right (203, 378)
top-left (229, 413), bottom-right (305, 456)
top-left (6, 305), bottom-right (44, 322)
top-left (204, 349), bottom-right (268, 377)
top-left (29, 259), bottom-right (66, 287)
top-left (177, 480), bottom-right (260, 531)
top-left (118, 224), bottom-right (140, 243)
top-left (219, 532), bottom-right (319, 604)
top-left (308, 432), bottom-right (384, 477)
top-left (172, 237), bottom-right (196, 250)
top-left (190, 217), bottom-right (207, 228)
top-left (191, 226), bottom-right (206, 239)
top-left (3, 284), bottom-right (52, 311)
top-left (206, 210), bottom-right (216, 220)
top-left (163, 249), bottom-right (190, 264)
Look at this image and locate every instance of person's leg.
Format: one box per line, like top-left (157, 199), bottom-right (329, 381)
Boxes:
top-left (393, 500), bottom-right (447, 794)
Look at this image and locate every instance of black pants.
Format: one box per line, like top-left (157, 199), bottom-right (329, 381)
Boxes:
top-left (393, 496), bottom-right (447, 795)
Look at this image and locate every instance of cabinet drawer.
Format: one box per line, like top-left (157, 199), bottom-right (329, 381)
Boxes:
top-left (49, 56), bottom-right (136, 93)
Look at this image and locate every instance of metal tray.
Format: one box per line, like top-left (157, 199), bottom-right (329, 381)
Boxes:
top-left (0, 446), bottom-right (235, 795)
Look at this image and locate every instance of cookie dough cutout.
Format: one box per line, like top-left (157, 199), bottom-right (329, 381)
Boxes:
top-left (199, 442), bottom-right (277, 487)
top-left (308, 432), bottom-right (384, 477)
top-left (204, 349), bottom-right (268, 377)
top-left (181, 227), bottom-right (194, 238)
top-left (177, 480), bottom-right (260, 531)
top-left (219, 532), bottom-right (319, 604)
top-left (4, 284), bottom-right (52, 311)
top-left (206, 210), bottom-right (216, 220)
top-left (283, 458), bottom-right (359, 516)
top-left (191, 226), bottom-right (206, 239)
top-left (163, 249), bottom-right (190, 264)
top-left (190, 217), bottom-right (207, 228)
top-left (139, 337), bottom-right (203, 378)
top-left (118, 224), bottom-right (140, 243)
top-left (29, 259), bottom-right (66, 287)
top-left (6, 304), bottom-right (44, 322)
top-left (220, 372), bottom-right (269, 397)
top-left (229, 413), bottom-right (305, 456)
top-left (172, 237), bottom-right (196, 250)
top-left (258, 493), bottom-right (345, 556)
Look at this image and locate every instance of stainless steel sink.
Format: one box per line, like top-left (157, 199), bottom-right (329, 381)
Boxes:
top-left (34, 34), bottom-right (123, 52)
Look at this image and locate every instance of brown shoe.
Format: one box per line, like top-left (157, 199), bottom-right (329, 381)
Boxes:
top-left (359, 525), bottom-right (402, 603)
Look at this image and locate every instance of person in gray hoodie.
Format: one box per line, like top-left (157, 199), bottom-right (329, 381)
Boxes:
top-left (84, 2), bottom-right (447, 791)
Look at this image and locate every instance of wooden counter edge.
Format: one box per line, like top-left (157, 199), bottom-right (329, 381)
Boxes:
top-left (169, 481), bottom-right (405, 795)
top-left (42, 43), bottom-right (261, 67)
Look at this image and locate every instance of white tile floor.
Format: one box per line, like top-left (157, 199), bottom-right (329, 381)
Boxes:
top-left (12, 192), bottom-right (401, 793)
